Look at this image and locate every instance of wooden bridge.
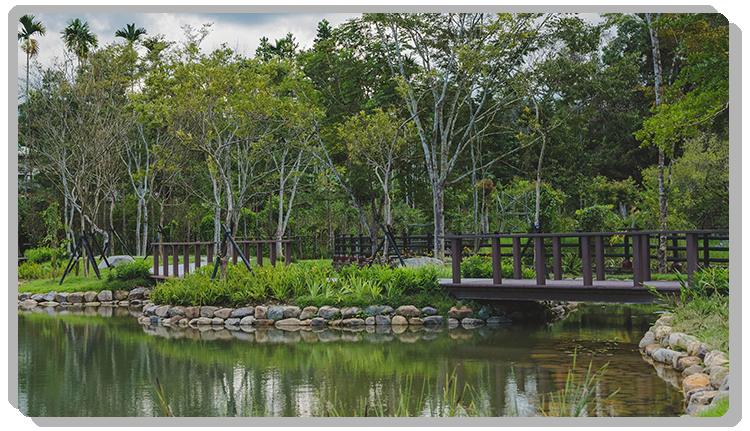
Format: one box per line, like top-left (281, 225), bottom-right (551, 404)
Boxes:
top-left (439, 229), bottom-right (729, 304)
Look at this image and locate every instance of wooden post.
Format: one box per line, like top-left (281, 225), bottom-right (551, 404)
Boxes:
top-left (491, 237), bottom-right (502, 285)
top-left (285, 241), bottom-right (291, 267)
top-left (594, 235), bottom-right (605, 281)
top-left (581, 236), bottom-right (592, 286)
top-left (451, 237), bottom-right (462, 284)
top-left (641, 235), bottom-right (651, 282)
top-left (172, 245), bottom-right (178, 278)
top-left (183, 244), bottom-right (189, 278)
top-left (535, 236), bottom-right (546, 285)
top-left (686, 232), bottom-right (699, 288)
top-left (512, 237), bottom-right (522, 279)
top-left (703, 233), bottom-right (710, 267)
top-left (207, 242), bottom-right (214, 266)
top-left (256, 243), bottom-right (263, 267)
top-left (552, 236), bottom-right (562, 280)
top-left (632, 234), bottom-right (642, 287)
top-left (195, 243), bottom-right (201, 269)
top-left (162, 243), bottom-right (169, 277)
top-left (270, 241), bottom-right (277, 267)
top-left (153, 243), bottom-right (159, 277)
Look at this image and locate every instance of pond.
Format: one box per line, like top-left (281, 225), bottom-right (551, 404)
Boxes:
top-left (17, 303), bottom-right (684, 417)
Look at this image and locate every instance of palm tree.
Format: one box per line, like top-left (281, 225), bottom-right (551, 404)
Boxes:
top-left (115, 23), bottom-right (147, 44)
top-left (18, 14), bottom-right (46, 103)
top-left (60, 18), bottom-right (98, 67)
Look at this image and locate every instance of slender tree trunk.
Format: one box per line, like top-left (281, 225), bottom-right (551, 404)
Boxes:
top-left (535, 132), bottom-right (547, 229)
top-left (647, 12), bottom-right (668, 273)
top-left (432, 184), bottom-right (446, 260)
top-left (135, 198), bottom-right (143, 256)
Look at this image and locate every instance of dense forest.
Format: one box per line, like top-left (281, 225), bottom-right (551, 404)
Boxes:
top-left (17, 12), bottom-right (729, 266)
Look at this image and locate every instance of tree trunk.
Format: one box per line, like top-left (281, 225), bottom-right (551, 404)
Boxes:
top-left (647, 12), bottom-right (668, 273)
top-left (432, 184), bottom-right (446, 260)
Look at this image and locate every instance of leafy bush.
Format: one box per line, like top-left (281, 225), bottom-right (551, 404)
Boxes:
top-left (575, 205), bottom-right (622, 233)
top-left (23, 246), bottom-right (69, 264)
top-left (104, 260), bottom-right (154, 290)
top-left (461, 255), bottom-right (536, 279)
top-left (18, 261), bottom-right (44, 280)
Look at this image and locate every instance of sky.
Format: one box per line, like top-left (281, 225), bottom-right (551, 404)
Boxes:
top-left (13, 9), bottom-right (361, 86)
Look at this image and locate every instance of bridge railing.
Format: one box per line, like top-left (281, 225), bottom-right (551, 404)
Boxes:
top-left (443, 229), bottom-right (729, 287)
top-left (151, 239), bottom-right (294, 279)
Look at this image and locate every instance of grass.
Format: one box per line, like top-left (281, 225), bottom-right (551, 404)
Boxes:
top-left (693, 396), bottom-right (729, 417)
top-left (19, 271), bottom-right (111, 294)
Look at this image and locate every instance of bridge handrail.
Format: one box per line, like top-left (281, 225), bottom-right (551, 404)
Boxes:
top-left (440, 229), bottom-right (729, 289)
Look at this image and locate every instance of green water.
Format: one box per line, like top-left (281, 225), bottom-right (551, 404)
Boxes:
top-left (17, 303), bottom-right (684, 417)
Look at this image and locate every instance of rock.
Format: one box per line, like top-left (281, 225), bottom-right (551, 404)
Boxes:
top-left (696, 344), bottom-right (713, 360)
top-left (401, 257), bottom-right (444, 268)
top-left (651, 348), bottom-right (677, 364)
top-left (363, 305), bottom-right (379, 316)
top-left (708, 367), bottom-right (729, 389)
top-left (167, 306), bottom-right (186, 318)
top-left (154, 305), bottom-right (170, 318)
top-left (200, 306), bottom-right (218, 318)
top-left (214, 308), bottom-right (233, 320)
top-left (682, 373), bottom-right (711, 392)
top-left (341, 307), bottom-right (360, 318)
top-left (19, 293), bottom-right (31, 301)
top-left (55, 292), bottom-right (70, 303)
top-left (395, 305), bottom-right (420, 317)
top-left (461, 318), bottom-right (485, 327)
top-left (19, 299), bottom-right (38, 309)
top-left (644, 344), bottom-right (662, 356)
top-left (421, 307), bottom-right (438, 316)
top-left (655, 314), bottom-right (673, 326)
top-left (682, 364), bottom-right (705, 377)
top-left (275, 318), bottom-right (301, 327)
top-left (423, 315), bottom-right (444, 325)
top-left (230, 306), bottom-right (255, 318)
top-left (98, 255), bottom-right (135, 269)
top-left (211, 317), bottom-right (224, 325)
top-left (477, 305), bottom-right (493, 320)
top-left (83, 291), bottom-right (98, 302)
top-left (379, 305), bottom-right (394, 315)
top-left (127, 290), bottom-right (145, 301)
top-left (185, 307), bottom-right (201, 319)
top-left (114, 290), bottom-right (129, 301)
top-left (668, 332), bottom-right (699, 351)
top-left (704, 351), bottom-right (729, 368)
top-left (310, 317), bottom-right (326, 327)
top-left (639, 332), bottom-right (656, 349)
top-left (689, 390), bottom-right (718, 407)
top-left (67, 293), bottom-right (84, 303)
top-left (195, 317), bottom-right (213, 326)
top-left (317, 306), bottom-right (340, 319)
top-left (375, 315), bottom-right (391, 326)
top-left (448, 318), bottom-right (460, 327)
top-left (43, 291), bottom-right (57, 302)
top-left (448, 306), bottom-right (473, 320)
top-left (299, 306), bottom-right (318, 320)
top-left (254, 319), bottom-right (275, 326)
top-left (342, 318), bottom-right (365, 327)
top-left (97, 290), bottom-right (113, 302)
top-left (31, 293), bottom-right (45, 302)
top-left (652, 325), bottom-right (672, 340)
top-left (283, 306), bottom-right (301, 319)
top-left (365, 316), bottom-right (375, 326)
top-left (328, 319), bottom-right (342, 327)
top-left (254, 306), bottom-right (268, 319)
top-left (267, 306), bottom-right (284, 321)
top-left (143, 304), bottom-right (158, 315)
top-left (671, 351), bottom-right (689, 369)
top-left (408, 317), bottom-right (425, 326)
top-left (676, 356), bottom-right (702, 372)
top-left (391, 315), bottom-right (408, 325)
top-left (239, 316), bottom-right (256, 326)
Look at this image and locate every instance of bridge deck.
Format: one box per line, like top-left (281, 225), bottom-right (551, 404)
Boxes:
top-left (439, 278), bottom-right (681, 304)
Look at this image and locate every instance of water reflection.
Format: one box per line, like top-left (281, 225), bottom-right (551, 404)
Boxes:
top-left (18, 303), bottom-right (684, 417)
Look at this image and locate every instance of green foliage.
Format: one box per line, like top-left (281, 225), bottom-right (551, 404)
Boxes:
top-left (461, 254), bottom-right (535, 279)
top-left (18, 261), bottom-right (44, 280)
top-left (104, 260), bottom-right (154, 291)
top-left (561, 251), bottom-right (583, 276)
top-left (575, 205), bottom-right (622, 232)
top-left (23, 246), bottom-right (69, 264)
top-left (539, 349), bottom-right (619, 417)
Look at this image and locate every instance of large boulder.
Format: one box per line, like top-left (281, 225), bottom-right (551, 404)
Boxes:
top-left (448, 305), bottom-right (473, 320)
top-left (98, 255), bottom-right (135, 269)
top-left (267, 306), bottom-right (285, 321)
top-left (395, 305), bottom-right (420, 318)
top-left (299, 306), bottom-right (318, 320)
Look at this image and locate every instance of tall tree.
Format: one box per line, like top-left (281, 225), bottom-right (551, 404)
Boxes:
top-left (18, 14), bottom-right (46, 105)
top-left (364, 13), bottom-right (548, 259)
top-left (115, 23), bottom-right (147, 44)
top-left (60, 18), bottom-right (98, 67)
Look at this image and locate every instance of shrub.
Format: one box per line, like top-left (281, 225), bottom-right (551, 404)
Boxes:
top-left (18, 261), bottom-right (44, 280)
top-left (576, 205), bottom-right (622, 233)
top-left (23, 246), bottom-right (68, 264)
top-left (105, 260), bottom-right (154, 290)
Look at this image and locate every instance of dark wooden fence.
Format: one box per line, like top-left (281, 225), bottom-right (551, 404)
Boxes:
top-left (151, 239), bottom-right (293, 279)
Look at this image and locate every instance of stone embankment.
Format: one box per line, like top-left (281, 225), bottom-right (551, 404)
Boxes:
top-left (18, 288), bottom-right (577, 332)
top-left (639, 313), bottom-right (729, 416)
